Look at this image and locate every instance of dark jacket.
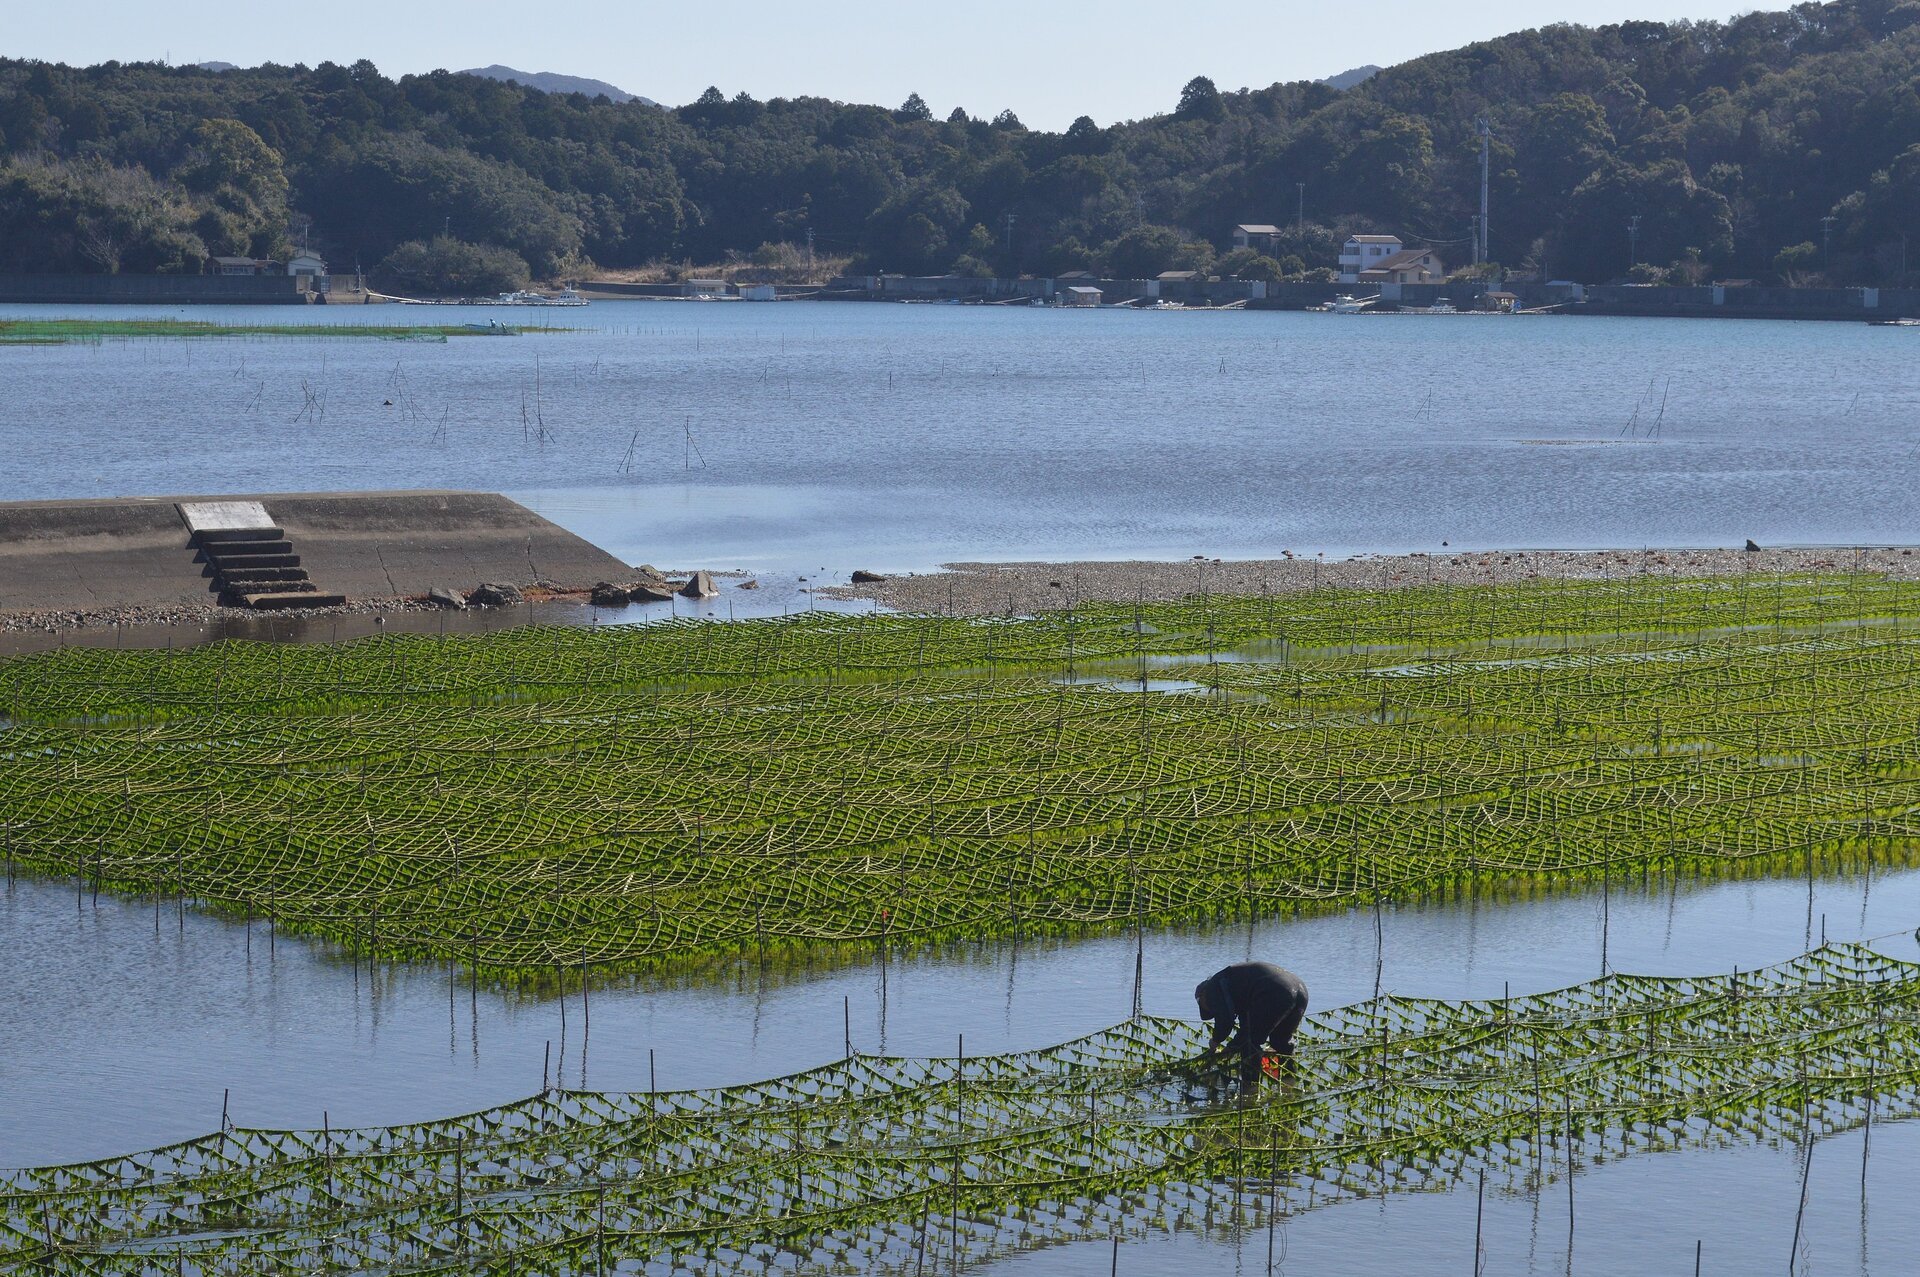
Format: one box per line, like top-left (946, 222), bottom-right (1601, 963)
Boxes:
top-left (1196, 962), bottom-right (1309, 1057)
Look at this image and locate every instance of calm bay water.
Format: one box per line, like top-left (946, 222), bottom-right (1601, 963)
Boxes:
top-left (6, 301), bottom-right (1920, 1271)
top-left (1, 301), bottom-right (1917, 572)
top-left (4, 868), bottom-right (1917, 1271)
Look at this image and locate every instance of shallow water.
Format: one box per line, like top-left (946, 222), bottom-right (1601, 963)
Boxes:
top-left (5, 861), bottom-right (1915, 1168)
top-left (984, 1121), bottom-right (1920, 1275)
top-left (2, 302), bottom-right (1918, 574)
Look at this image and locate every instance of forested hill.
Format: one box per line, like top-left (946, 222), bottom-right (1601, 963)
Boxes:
top-left (1, 0), bottom-right (1917, 289)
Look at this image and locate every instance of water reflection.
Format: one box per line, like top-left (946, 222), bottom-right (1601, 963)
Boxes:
top-left (4, 862), bottom-right (1916, 1167)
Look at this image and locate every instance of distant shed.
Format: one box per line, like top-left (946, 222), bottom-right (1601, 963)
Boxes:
top-left (1061, 285), bottom-right (1102, 307)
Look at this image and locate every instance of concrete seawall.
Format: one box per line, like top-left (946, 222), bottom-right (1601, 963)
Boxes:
top-left (0, 274), bottom-right (318, 305)
top-left (0, 490), bottom-right (633, 613)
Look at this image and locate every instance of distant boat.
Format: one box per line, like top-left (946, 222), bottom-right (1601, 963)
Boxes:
top-left (1331, 295), bottom-right (1372, 314)
top-left (494, 288), bottom-right (589, 307)
top-left (1409, 298), bottom-right (1458, 315)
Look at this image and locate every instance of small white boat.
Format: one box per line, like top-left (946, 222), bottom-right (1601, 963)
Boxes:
top-left (1330, 294), bottom-right (1372, 314)
top-left (494, 288), bottom-right (589, 307)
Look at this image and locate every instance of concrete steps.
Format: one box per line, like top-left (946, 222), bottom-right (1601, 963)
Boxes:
top-left (244, 591), bottom-right (348, 610)
top-left (184, 508), bottom-right (341, 612)
top-left (208, 553), bottom-right (303, 571)
top-left (202, 540), bottom-right (295, 560)
top-left (218, 566), bottom-right (310, 585)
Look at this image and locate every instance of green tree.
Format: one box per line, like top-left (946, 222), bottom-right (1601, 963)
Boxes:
top-left (177, 119), bottom-right (290, 257)
top-left (1771, 240), bottom-right (1821, 280)
top-left (1104, 223), bottom-right (1184, 277)
top-left (372, 236), bottom-right (530, 295)
top-left (0, 156), bottom-right (206, 273)
top-left (1175, 76), bottom-right (1224, 122)
top-left (1560, 159), bottom-right (1733, 281)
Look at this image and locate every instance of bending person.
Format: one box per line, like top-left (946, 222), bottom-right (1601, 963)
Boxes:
top-left (1194, 961), bottom-right (1310, 1083)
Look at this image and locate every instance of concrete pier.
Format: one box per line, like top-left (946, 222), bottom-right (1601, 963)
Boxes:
top-left (0, 490), bottom-right (633, 613)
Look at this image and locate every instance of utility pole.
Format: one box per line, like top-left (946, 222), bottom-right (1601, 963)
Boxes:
top-left (1003, 211), bottom-right (1017, 264)
top-left (1821, 215), bottom-right (1837, 270)
top-left (1627, 214), bottom-right (1642, 271)
top-left (1476, 117), bottom-right (1491, 267)
top-left (1295, 182), bottom-right (1305, 229)
top-left (806, 227), bottom-right (815, 278)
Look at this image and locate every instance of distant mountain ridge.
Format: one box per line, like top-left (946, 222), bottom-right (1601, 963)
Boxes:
top-left (1318, 64), bottom-right (1382, 90)
top-left (458, 65), bottom-right (651, 104)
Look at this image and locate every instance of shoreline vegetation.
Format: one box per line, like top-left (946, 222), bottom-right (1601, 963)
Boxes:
top-left (4, 568), bottom-right (1916, 980)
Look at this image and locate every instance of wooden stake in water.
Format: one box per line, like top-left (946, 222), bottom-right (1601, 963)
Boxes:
top-left (1566, 1096), bottom-right (1576, 1254)
top-left (1790, 1139), bottom-right (1813, 1274)
top-left (1132, 933), bottom-right (1145, 1021)
top-left (950, 1150), bottom-right (961, 1277)
top-left (1372, 864), bottom-right (1384, 1000)
top-left (1600, 865), bottom-right (1611, 976)
top-left (1473, 1167), bottom-right (1485, 1276)
top-left (1267, 1131), bottom-right (1280, 1275)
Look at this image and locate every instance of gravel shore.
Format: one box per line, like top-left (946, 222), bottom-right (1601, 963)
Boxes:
top-left (0, 595), bottom-right (441, 636)
top-left (820, 546), bottom-right (1920, 616)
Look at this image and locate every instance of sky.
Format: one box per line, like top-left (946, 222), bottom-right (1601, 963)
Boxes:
top-left (11, 0), bottom-right (1748, 131)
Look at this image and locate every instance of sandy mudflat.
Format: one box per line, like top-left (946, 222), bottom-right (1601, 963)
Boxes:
top-left (820, 546), bottom-right (1920, 616)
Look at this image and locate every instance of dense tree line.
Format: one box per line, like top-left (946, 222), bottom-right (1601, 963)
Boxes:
top-left (2, 0), bottom-right (1918, 286)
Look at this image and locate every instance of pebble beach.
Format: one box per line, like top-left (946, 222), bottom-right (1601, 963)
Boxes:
top-left (822, 545), bottom-right (1920, 616)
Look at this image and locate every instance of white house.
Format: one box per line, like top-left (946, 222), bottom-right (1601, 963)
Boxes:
top-left (1361, 247), bottom-right (1446, 285)
top-left (1338, 235), bottom-right (1402, 282)
top-left (287, 252), bottom-right (326, 279)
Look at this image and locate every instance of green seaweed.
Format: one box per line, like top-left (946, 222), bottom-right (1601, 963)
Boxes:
top-left (1, 572), bottom-right (1917, 976)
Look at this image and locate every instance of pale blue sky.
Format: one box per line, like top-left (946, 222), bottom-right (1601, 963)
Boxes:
top-left (12, 1), bottom-right (1741, 130)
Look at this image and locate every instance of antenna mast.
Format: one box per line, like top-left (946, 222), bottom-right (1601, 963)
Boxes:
top-left (1476, 117), bottom-right (1491, 267)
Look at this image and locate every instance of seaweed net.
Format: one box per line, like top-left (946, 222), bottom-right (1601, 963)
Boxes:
top-left (3, 573), bottom-right (1919, 974)
top-left (4, 941), bottom-right (1916, 1275)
